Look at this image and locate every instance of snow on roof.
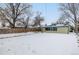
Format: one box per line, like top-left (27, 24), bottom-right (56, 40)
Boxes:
top-left (56, 24), bottom-right (65, 26)
top-left (42, 24), bottom-right (69, 28)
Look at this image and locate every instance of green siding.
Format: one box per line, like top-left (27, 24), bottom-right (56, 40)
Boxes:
top-left (42, 26), bottom-right (69, 34)
top-left (57, 27), bottom-right (69, 33)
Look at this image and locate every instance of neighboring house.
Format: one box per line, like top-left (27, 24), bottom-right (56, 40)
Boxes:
top-left (42, 24), bottom-right (70, 34)
top-left (0, 21), bottom-right (10, 29)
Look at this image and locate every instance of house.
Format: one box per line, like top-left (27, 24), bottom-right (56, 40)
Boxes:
top-left (42, 24), bottom-right (70, 34)
top-left (0, 21), bottom-right (10, 29)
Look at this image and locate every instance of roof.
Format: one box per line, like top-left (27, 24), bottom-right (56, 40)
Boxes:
top-left (42, 24), bottom-right (69, 28)
top-left (56, 24), bottom-right (66, 26)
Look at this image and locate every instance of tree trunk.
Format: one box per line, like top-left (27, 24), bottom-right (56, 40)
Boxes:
top-left (75, 23), bottom-right (78, 34)
top-left (25, 17), bottom-right (29, 29)
top-left (74, 12), bottom-right (78, 34)
top-left (12, 18), bottom-right (16, 28)
top-left (39, 23), bottom-right (43, 32)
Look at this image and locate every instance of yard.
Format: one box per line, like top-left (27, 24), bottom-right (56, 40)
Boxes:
top-left (0, 32), bottom-right (79, 55)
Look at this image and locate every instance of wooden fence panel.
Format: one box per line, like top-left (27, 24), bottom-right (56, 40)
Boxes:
top-left (0, 28), bottom-right (41, 34)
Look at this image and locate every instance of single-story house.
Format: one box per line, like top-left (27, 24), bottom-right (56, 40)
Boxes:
top-left (42, 24), bottom-right (70, 34)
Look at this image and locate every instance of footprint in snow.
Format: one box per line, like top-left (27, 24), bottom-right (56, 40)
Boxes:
top-left (8, 49), bottom-right (11, 51)
top-left (32, 50), bottom-right (36, 54)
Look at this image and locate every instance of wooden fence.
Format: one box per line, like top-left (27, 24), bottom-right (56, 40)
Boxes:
top-left (0, 28), bottom-right (41, 34)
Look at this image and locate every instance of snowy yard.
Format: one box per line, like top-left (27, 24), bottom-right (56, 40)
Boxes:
top-left (0, 32), bottom-right (79, 55)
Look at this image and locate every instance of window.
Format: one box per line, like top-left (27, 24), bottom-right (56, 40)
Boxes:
top-left (52, 27), bottom-right (57, 31)
top-left (45, 27), bottom-right (57, 31)
top-left (45, 27), bottom-right (50, 31)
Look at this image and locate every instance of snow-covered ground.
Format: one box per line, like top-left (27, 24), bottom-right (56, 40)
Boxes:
top-left (0, 32), bottom-right (35, 39)
top-left (0, 32), bottom-right (79, 55)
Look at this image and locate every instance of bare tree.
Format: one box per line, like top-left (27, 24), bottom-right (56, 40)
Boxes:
top-left (59, 3), bottom-right (79, 34)
top-left (33, 12), bottom-right (44, 32)
top-left (34, 12), bottom-right (44, 26)
top-left (18, 12), bottom-right (33, 28)
top-left (57, 18), bottom-right (65, 24)
top-left (18, 16), bottom-right (31, 28)
top-left (0, 3), bottom-right (31, 28)
top-left (24, 10), bottom-right (33, 28)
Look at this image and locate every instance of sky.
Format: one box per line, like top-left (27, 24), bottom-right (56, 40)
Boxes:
top-left (0, 3), bottom-right (61, 25)
top-left (32, 3), bottom-right (61, 25)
